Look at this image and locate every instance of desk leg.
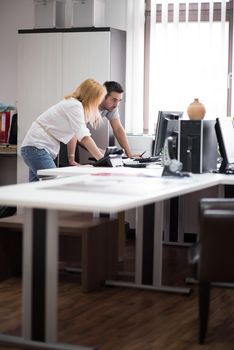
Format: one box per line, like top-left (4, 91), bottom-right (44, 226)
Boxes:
top-left (152, 201), bottom-right (190, 293)
top-left (152, 202), bottom-right (163, 287)
top-left (142, 204), bottom-right (155, 285)
top-left (177, 196), bottom-right (185, 244)
top-left (45, 209), bottom-right (58, 342)
top-left (106, 201), bottom-right (191, 294)
top-left (22, 208), bottom-right (33, 340)
top-left (107, 201), bottom-right (190, 294)
top-left (22, 208), bottom-right (58, 342)
top-left (135, 207), bottom-right (143, 284)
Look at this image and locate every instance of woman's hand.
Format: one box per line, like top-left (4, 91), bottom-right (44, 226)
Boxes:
top-left (67, 136), bottom-right (80, 166)
top-left (68, 154), bottom-right (80, 166)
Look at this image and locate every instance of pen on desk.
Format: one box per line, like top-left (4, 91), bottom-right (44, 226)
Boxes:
top-left (140, 151), bottom-right (146, 157)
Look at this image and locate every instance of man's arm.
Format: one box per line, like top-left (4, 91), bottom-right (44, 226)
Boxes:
top-left (110, 117), bottom-right (141, 158)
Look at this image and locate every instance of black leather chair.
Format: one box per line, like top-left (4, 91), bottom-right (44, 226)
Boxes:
top-left (198, 198), bottom-right (234, 344)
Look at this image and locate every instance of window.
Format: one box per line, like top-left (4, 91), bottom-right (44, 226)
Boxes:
top-left (145, 1), bottom-right (233, 134)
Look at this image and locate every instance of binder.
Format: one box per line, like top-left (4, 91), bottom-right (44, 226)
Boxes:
top-left (0, 111), bottom-right (16, 144)
top-left (8, 113), bottom-right (17, 145)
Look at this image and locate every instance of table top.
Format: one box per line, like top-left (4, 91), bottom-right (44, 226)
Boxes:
top-left (0, 166), bottom-right (230, 213)
top-left (37, 164), bottom-right (163, 177)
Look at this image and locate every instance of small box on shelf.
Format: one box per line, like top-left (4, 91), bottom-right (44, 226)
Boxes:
top-left (72, 0), bottom-right (105, 27)
top-left (0, 144), bottom-right (17, 155)
top-left (34, 0), bottom-right (66, 28)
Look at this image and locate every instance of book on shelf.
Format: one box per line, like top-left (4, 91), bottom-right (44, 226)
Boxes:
top-left (0, 110), bottom-right (17, 145)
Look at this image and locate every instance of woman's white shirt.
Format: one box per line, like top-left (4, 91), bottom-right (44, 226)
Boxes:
top-left (21, 98), bottom-right (91, 158)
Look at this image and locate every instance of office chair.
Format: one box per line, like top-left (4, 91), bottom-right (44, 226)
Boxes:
top-left (198, 198), bottom-right (234, 344)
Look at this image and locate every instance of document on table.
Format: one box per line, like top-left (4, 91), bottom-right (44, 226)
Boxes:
top-left (42, 175), bottom-right (163, 196)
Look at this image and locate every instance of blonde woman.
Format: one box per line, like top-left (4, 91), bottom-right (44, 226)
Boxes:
top-left (21, 79), bottom-right (106, 181)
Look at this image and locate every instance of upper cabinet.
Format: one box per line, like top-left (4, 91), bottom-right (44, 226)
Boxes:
top-left (17, 32), bottom-right (63, 146)
top-left (62, 32), bottom-right (111, 92)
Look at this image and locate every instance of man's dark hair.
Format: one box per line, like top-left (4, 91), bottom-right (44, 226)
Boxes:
top-left (103, 81), bottom-right (124, 96)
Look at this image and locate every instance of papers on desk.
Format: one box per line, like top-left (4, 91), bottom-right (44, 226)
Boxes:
top-left (41, 174), bottom-right (165, 196)
top-left (38, 167), bottom-right (195, 199)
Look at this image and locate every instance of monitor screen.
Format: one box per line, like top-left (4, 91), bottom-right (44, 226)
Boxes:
top-left (153, 111), bottom-right (183, 157)
top-left (215, 117), bottom-right (234, 172)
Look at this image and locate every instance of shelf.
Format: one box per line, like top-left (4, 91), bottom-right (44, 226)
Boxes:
top-left (0, 144), bottom-right (17, 155)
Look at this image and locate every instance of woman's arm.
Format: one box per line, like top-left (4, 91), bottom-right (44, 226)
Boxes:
top-left (81, 136), bottom-right (104, 160)
top-left (67, 135), bottom-right (79, 166)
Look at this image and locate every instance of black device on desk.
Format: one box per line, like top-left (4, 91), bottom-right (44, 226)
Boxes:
top-left (161, 136), bottom-right (190, 177)
top-left (124, 161), bottom-right (148, 168)
top-left (125, 111), bottom-right (183, 169)
top-left (179, 119), bottom-right (217, 173)
top-left (136, 156), bottom-right (161, 163)
top-left (215, 117), bottom-right (234, 174)
top-left (93, 146), bottom-right (123, 167)
top-left (153, 110), bottom-right (183, 158)
top-left (124, 156), bottom-right (161, 168)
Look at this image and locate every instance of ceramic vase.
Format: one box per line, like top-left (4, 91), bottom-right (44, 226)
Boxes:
top-left (187, 98), bottom-right (206, 120)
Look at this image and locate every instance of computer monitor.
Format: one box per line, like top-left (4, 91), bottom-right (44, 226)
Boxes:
top-left (153, 111), bottom-right (183, 157)
top-left (215, 117), bottom-right (234, 173)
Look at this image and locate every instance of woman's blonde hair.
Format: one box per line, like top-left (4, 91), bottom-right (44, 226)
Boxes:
top-left (65, 79), bottom-right (106, 128)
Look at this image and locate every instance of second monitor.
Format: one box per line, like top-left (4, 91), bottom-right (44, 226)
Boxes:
top-left (215, 117), bottom-right (234, 173)
top-left (153, 110), bottom-right (183, 158)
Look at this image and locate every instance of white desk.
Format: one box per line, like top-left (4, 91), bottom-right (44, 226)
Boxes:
top-left (0, 168), bottom-right (232, 343)
top-left (37, 164), bottom-right (163, 178)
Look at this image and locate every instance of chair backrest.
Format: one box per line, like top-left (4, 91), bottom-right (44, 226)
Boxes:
top-left (199, 198), bottom-right (234, 283)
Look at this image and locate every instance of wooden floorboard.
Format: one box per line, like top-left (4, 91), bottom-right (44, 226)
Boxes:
top-left (0, 241), bottom-right (234, 350)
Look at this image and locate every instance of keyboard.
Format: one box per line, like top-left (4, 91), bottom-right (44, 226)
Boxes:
top-left (134, 156), bottom-right (161, 163)
top-left (124, 156), bottom-right (161, 168)
top-left (225, 164), bottom-right (234, 174)
top-left (124, 162), bottom-right (148, 168)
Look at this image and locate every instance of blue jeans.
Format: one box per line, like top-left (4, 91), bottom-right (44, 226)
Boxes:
top-left (21, 146), bottom-right (56, 182)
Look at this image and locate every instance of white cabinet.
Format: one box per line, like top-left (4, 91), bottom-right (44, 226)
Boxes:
top-left (17, 32), bottom-right (63, 183)
top-left (62, 32), bottom-right (110, 92)
top-left (17, 28), bottom-right (126, 183)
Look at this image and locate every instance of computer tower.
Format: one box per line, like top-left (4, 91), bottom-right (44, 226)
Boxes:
top-left (178, 120), bottom-right (217, 173)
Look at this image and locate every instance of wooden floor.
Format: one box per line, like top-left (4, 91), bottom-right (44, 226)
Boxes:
top-left (0, 240), bottom-right (234, 350)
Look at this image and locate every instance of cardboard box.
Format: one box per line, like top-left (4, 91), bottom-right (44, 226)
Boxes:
top-left (72, 0), bottom-right (105, 27)
top-left (34, 0), bottom-right (66, 28)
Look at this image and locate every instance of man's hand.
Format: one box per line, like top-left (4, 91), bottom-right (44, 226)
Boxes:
top-left (130, 153), bottom-right (144, 159)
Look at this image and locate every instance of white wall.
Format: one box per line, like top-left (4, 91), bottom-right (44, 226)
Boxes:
top-left (0, 0), bottom-right (127, 107)
top-left (0, 0), bottom-right (145, 135)
top-left (0, 0), bottom-right (34, 106)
